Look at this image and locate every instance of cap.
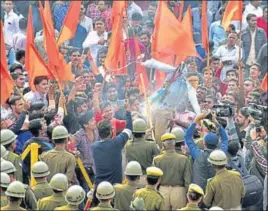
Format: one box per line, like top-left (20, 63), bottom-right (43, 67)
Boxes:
top-left (1, 160), bottom-right (16, 174)
top-left (96, 181), bottom-right (115, 200)
top-left (32, 161), bottom-right (50, 178)
top-left (146, 167), bottom-right (163, 178)
top-left (204, 133), bottom-right (219, 146)
top-left (161, 133), bottom-right (176, 142)
top-left (188, 184), bottom-right (204, 196)
top-left (52, 125), bottom-right (69, 140)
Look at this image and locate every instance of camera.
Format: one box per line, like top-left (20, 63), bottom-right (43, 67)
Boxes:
top-left (240, 103), bottom-right (267, 121)
top-left (212, 104), bottom-right (235, 117)
top-left (241, 103), bottom-right (268, 128)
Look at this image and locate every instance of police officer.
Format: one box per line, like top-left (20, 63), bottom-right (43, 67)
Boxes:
top-left (1, 181), bottom-right (26, 211)
top-left (55, 185), bottom-right (86, 210)
top-left (171, 127), bottom-right (187, 154)
top-left (114, 161), bottom-right (142, 210)
top-left (31, 161), bottom-right (53, 201)
top-left (90, 181), bottom-right (118, 211)
top-left (133, 167), bottom-right (165, 210)
top-left (153, 133), bottom-right (191, 210)
top-left (0, 173), bottom-right (10, 207)
top-left (130, 197), bottom-right (146, 211)
top-left (1, 145), bottom-right (7, 162)
top-left (39, 125), bottom-right (76, 183)
top-left (0, 160), bottom-right (37, 210)
top-left (203, 150), bottom-right (245, 210)
top-left (0, 129), bottom-right (23, 182)
top-left (125, 118), bottom-right (160, 187)
top-left (37, 173), bottom-right (68, 210)
top-left (179, 184), bottom-right (204, 211)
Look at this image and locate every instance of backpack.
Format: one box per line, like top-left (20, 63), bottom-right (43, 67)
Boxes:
top-left (242, 175), bottom-right (263, 208)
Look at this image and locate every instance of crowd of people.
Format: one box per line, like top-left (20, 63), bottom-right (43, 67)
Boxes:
top-left (1, 0), bottom-right (268, 211)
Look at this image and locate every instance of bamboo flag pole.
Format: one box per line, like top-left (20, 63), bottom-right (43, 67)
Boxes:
top-left (140, 73), bottom-right (155, 142)
top-left (238, 18), bottom-right (245, 103)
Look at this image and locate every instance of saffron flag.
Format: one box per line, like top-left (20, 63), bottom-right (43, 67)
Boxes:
top-left (133, 37), bottom-right (149, 92)
top-left (261, 73), bottom-right (267, 92)
top-left (25, 5), bottom-right (52, 90)
top-left (152, 2), bottom-right (197, 63)
top-left (201, 1), bottom-right (209, 53)
top-left (222, 0), bottom-right (243, 30)
top-left (1, 21), bottom-right (14, 105)
top-left (44, 1), bottom-right (54, 36)
top-left (104, 1), bottom-right (127, 75)
top-left (39, 3), bottom-right (74, 82)
top-left (57, 1), bottom-right (81, 45)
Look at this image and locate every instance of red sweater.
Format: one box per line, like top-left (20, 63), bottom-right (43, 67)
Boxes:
top-left (257, 17), bottom-right (268, 38)
top-left (94, 110), bottom-right (126, 137)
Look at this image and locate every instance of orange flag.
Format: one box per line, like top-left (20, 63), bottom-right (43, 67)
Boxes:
top-left (1, 22), bottom-right (14, 105)
top-left (177, 0), bottom-right (184, 22)
top-left (222, 0), bottom-right (243, 30)
top-left (39, 3), bottom-right (74, 82)
top-left (104, 1), bottom-right (127, 75)
top-left (44, 1), bottom-right (54, 36)
top-left (201, 1), bottom-right (209, 53)
top-left (133, 37), bottom-right (149, 92)
top-left (261, 73), bottom-right (267, 92)
top-left (87, 51), bottom-right (100, 75)
top-left (57, 1), bottom-right (81, 46)
top-left (25, 5), bottom-right (52, 90)
top-left (152, 2), bottom-right (197, 64)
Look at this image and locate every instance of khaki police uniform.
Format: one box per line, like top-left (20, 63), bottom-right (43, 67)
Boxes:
top-left (21, 185), bottom-right (37, 210)
top-left (153, 152), bottom-right (191, 210)
top-left (31, 179), bottom-right (54, 201)
top-left (179, 203), bottom-right (201, 210)
top-left (179, 184), bottom-right (204, 211)
top-left (114, 181), bottom-right (137, 210)
top-left (89, 202), bottom-right (119, 211)
top-left (0, 195), bottom-right (8, 208)
top-left (1, 203), bottom-right (26, 211)
top-left (125, 137), bottom-right (160, 187)
top-left (133, 185), bottom-right (165, 210)
top-left (39, 147), bottom-right (76, 183)
top-left (203, 168), bottom-right (245, 210)
top-left (36, 192), bottom-right (67, 210)
top-left (4, 152), bottom-right (23, 182)
top-left (55, 204), bottom-right (80, 211)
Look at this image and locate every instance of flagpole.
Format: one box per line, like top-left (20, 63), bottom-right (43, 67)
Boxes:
top-left (140, 73), bottom-right (155, 142)
top-left (12, 81), bottom-right (26, 103)
top-left (238, 18), bottom-right (244, 104)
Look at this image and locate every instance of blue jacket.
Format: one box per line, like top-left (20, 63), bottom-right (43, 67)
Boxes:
top-left (185, 122), bottom-right (228, 160)
top-left (241, 27), bottom-right (267, 63)
top-left (92, 131), bottom-right (130, 186)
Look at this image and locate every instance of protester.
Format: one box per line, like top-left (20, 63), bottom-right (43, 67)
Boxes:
top-left (1, 1), bottom-right (267, 211)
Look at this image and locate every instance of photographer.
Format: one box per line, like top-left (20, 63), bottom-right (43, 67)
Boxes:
top-left (248, 126), bottom-right (267, 184)
top-left (185, 112), bottom-right (228, 190)
top-left (251, 138), bottom-right (267, 210)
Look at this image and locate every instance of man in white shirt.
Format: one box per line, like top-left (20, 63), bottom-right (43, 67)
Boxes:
top-left (24, 76), bottom-right (49, 107)
top-left (79, 3), bottom-right (93, 33)
top-left (242, 0), bottom-right (263, 30)
top-left (11, 17), bottom-right (27, 50)
top-left (82, 17), bottom-right (107, 64)
top-left (127, 1), bottom-right (143, 21)
top-left (215, 32), bottom-right (242, 81)
top-left (3, 0), bottom-right (20, 46)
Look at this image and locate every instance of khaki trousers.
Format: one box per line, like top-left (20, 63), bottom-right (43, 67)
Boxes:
top-left (159, 186), bottom-right (186, 210)
top-left (153, 108), bottom-right (173, 147)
